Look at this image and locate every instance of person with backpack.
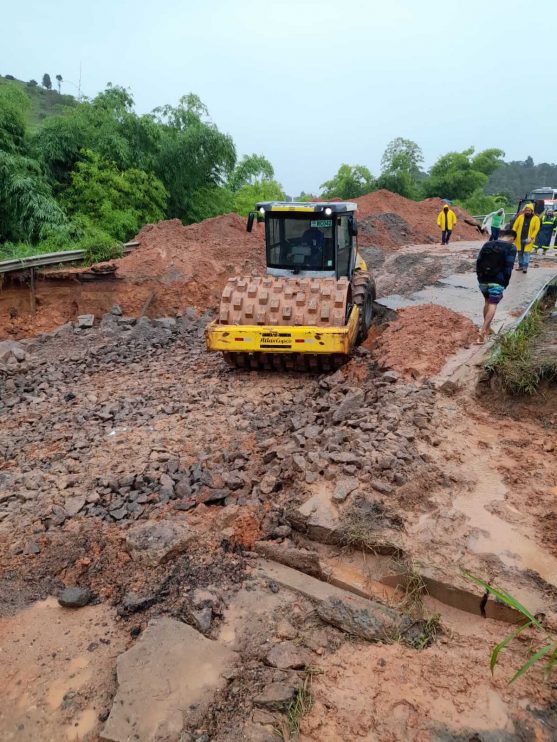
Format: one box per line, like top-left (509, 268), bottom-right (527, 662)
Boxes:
top-left (476, 229), bottom-right (517, 343)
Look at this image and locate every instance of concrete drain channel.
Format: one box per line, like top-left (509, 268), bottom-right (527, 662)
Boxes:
top-left (255, 505), bottom-right (525, 628)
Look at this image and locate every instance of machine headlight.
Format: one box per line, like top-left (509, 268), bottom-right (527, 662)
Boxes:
top-left (259, 207), bottom-right (265, 215)
top-left (324, 207), bottom-right (332, 216)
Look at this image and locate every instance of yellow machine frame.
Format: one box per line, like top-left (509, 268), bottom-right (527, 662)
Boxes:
top-left (206, 304), bottom-right (360, 355)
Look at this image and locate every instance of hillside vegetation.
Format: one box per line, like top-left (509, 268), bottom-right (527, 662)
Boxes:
top-left (1, 73), bottom-right (557, 264)
top-left (0, 76), bottom-right (76, 130)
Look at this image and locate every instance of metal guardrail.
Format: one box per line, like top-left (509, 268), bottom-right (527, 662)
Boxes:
top-left (0, 249), bottom-right (86, 274)
top-left (0, 242), bottom-right (138, 275)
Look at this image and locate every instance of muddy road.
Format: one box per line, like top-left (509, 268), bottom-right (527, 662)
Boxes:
top-left (1, 242), bottom-right (557, 741)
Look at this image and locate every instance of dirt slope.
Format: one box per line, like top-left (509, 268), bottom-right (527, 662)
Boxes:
top-left (0, 194), bottom-right (480, 340)
top-left (355, 189), bottom-right (481, 248)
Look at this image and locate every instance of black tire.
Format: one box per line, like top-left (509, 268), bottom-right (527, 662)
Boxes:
top-left (351, 270), bottom-right (375, 343)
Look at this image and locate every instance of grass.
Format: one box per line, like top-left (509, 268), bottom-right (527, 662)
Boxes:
top-left (337, 498), bottom-right (404, 555)
top-left (464, 573), bottom-right (557, 683)
top-left (0, 75), bottom-right (77, 130)
top-left (391, 561), bottom-right (442, 649)
top-left (486, 306), bottom-right (544, 394)
top-left (275, 670), bottom-right (318, 740)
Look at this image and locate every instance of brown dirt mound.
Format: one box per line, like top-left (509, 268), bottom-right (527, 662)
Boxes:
top-left (112, 213), bottom-right (265, 314)
top-left (367, 304), bottom-right (477, 378)
top-left (355, 190), bottom-right (481, 249)
top-left (0, 214), bottom-right (265, 339)
top-left (0, 194), bottom-right (481, 340)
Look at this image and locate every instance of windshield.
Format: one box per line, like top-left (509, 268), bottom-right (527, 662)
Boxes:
top-left (266, 215), bottom-right (334, 271)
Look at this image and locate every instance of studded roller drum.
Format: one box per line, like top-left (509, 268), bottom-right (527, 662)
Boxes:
top-left (218, 276), bottom-right (351, 327)
top-left (351, 270), bottom-right (376, 343)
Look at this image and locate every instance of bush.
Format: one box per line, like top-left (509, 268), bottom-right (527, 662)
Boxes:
top-left (0, 220), bottom-right (121, 265)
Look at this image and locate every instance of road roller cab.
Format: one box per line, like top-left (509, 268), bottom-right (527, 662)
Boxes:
top-left (206, 201), bottom-right (376, 370)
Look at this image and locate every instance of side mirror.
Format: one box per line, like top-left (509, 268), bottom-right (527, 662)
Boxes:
top-left (349, 217), bottom-right (358, 237)
top-left (246, 212), bottom-right (255, 232)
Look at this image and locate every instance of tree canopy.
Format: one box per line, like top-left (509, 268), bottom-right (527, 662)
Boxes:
top-left (320, 164), bottom-right (375, 200)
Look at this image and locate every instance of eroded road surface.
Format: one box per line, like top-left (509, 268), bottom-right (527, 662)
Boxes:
top-left (1, 243), bottom-right (557, 741)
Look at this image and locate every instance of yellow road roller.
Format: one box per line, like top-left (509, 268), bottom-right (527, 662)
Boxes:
top-left (206, 201), bottom-right (375, 370)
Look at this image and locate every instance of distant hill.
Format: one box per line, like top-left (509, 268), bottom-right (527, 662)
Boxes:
top-left (486, 157), bottom-right (557, 201)
top-left (0, 74), bottom-right (77, 129)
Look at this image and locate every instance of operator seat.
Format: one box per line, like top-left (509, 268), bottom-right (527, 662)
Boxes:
top-left (301, 228), bottom-right (324, 268)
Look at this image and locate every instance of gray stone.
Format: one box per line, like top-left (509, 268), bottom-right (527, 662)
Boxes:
top-left (0, 340), bottom-right (27, 364)
top-left (58, 586), bottom-right (91, 608)
top-left (332, 476), bottom-right (359, 502)
top-left (223, 472), bottom-right (244, 491)
top-left (382, 370), bottom-right (400, 383)
top-left (332, 389), bottom-right (365, 423)
top-left (175, 479), bottom-right (192, 498)
top-left (111, 304), bottom-right (123, 316)
top-left (259, 473), bottom-right (277, 495)
top-left (102, 618), bottom-right (235, 742)
top-left (266, 641), bottom-right (311, 670)
top-left (254, 682), bottom-right (298, 710)
top-left (316, 594), bottom-right (402, 642)
top-left (76, 314), bottom-right (95, 329)
top-left (190, 606), bottom-right (213, 633)
top-left (152, 317), bottom-right (177, 329)
top-left (370, 478), bottom-right (394, 495)
top-left (64, 494), bottom-right (86, 516)
top-left (126, 520), bottom-right (194, 565)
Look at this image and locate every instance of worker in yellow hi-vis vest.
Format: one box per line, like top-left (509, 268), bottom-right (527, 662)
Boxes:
top-left (437, 204), bottom-right (457, 245)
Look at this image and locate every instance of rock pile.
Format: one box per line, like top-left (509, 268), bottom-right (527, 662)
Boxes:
top-left (1, 309), bottom-right (441, 536)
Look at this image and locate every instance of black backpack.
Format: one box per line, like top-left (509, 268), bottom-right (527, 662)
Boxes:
top-left (476, 242), bottom-right (505, 282)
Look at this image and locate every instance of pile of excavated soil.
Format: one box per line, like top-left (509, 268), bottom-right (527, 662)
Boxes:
top-left (0, 214), bottom-right (265, 340)
top-left (368, 304), bottom-right (477, 378)
top-left (355, 190), bottom-right (481, 249)
top-left (0, 195), bottom-right (480, 340)
top-left (113, 214), bottom-right (265, 315)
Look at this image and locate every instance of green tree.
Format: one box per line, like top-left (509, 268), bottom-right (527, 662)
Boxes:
top-left (380, 137), bottom-right (424, 177)
top-left (55, 74), bottom-right (63, 94)
top-left (229, 154), bottom-right (274, 192)
top-left (0, 84), bottom-right (29, 153)
top-left (153, 95), bottom-right (236, 222)
top-left (42, 73), bottom-right (52, 90)
top-left (62, 149), bottom-right (168, 241)
top-left (320, 164), bottom-right (375, 200)
top-left (471, 148), bottom-right (505, 176)
top-left (422, 148), bottom-right (488, 201)
top-left (377, 138), bottom-right (424, 198)
top-left (233, 179), bottom-right (284, 216)
top-left (0, 151), bottom-right (66, 242)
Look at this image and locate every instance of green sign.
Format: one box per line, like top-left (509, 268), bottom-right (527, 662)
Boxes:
top-left (310, 219), bottom-right (332, 228)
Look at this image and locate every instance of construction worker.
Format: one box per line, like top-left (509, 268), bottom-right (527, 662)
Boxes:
top-left (512, 203), bottom-right (540, 274)
top-left (437, 203), bottom-right (457, 245)
top-left (534, 210), bottom-right (557, 255)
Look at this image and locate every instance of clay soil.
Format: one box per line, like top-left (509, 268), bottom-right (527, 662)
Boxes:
top-left (355, 189), bottom-right (482, 249)
top-left (1, 205), bottom-right (557, 740)
top-left (0, 190), bottom-right (480, 341)
top-left (367, 304), bottom-right (478, 378)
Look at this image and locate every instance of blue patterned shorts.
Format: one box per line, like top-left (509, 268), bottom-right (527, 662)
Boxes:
top-left (479, 283), bottom-right (504, 304)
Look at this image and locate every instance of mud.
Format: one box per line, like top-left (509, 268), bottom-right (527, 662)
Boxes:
top-left (2, 220), bottom-right (557, 739)
top-left (367, 304), bottom-right (478, 378)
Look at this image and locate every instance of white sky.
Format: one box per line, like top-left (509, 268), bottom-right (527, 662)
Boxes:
top-left (3, 0), bottom-right (555, 194)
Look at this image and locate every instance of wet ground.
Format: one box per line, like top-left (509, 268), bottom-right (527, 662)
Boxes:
top-left (1, 242), bottom-right (557, 740)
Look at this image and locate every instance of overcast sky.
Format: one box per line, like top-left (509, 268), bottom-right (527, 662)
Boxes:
top-left (3, 0), bottom-right (556, 194)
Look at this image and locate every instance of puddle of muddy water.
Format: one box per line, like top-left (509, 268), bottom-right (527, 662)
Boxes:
top-left (453, 460), bottom-right (557, 590)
